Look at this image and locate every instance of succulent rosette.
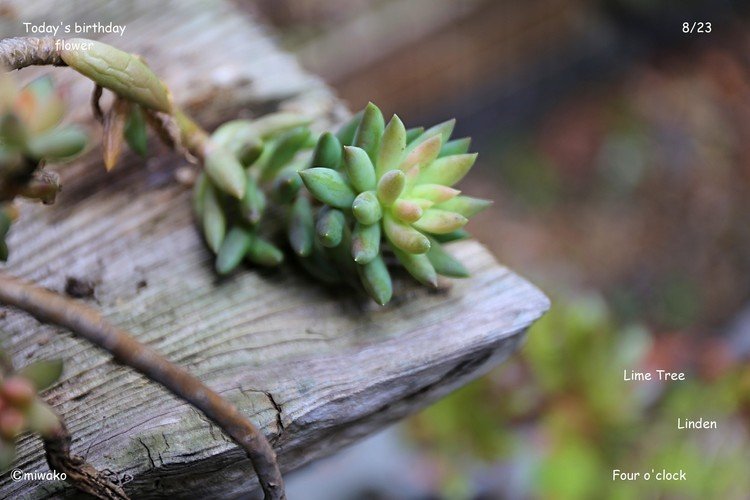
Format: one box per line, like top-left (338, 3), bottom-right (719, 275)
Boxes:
top-left (299, 103), bottom-right (491, 304)
top-left (191, 102), bottom-right (490, 305)
top-left (0, 75), bottom-right (88, 260)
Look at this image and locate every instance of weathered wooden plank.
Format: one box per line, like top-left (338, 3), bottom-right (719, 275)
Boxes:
top-left (0, 1), bottom-right (548, 497)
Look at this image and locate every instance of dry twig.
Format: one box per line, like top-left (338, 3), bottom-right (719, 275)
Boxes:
top-left (0, 272), bottom-right (285, 499)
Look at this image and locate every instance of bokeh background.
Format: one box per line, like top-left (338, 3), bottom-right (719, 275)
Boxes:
top-left (247, 0), bottom-right (750, 498)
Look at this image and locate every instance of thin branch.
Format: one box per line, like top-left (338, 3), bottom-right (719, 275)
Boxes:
top-left (0, 37), bottom-right (65, 70)
top-left (0, 272), bottom-right (285, 500)
top-left (43, 420), bottom-right (130, 499)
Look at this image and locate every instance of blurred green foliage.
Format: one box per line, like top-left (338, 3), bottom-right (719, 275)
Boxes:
top-left (408, 295), bottom-right (750, 499)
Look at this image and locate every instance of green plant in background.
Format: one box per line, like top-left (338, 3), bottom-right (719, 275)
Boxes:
top-left (0, 74), bottom-right (87, 259)
top-left (0, 347), bottom-right (64, 469)
top-left (408, 294), bottom-right (750, 499)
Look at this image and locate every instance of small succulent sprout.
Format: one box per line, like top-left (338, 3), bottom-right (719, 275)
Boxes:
top-left (439, 137), bottom-right (471, 157)
top-left (259, 126), bottom-right (311, 182)
top-left (288, 196), bottom-right (315, 257)
top-left (357, 255), bottom-right (392, 306)
top-left (311, 132), bottom-right (342, 169)
top-left (299, 168), bottom-right (356, 209)
top-left (353, 102), bottom-right (385, 162)
top-left (335, 109), bottom-right (364, 146)
top-left (248, 112), bottom-right (312, 140)
top-left (59, 39), bottom-right (172, 113)
top-left (376, 170), bottom-right (406, 206)
top-left (240, 176), bottom-right (266, 225)
top-left (404, 126), bottom-right (424, 144)
top-left (245, 236), bottom-right (283, 267)
top-left (0, 359), bottom-right (64, 471)
top-left (124, 105), bottom-right (148, 156)
top-left (352, 191), bottom-right (381, 225)
top-left (26, 127), bottom-right (87, 161)
top-left (201, 183), bottom-right (226, 253)
top-left (426, 236), bottom-right (469, 278)
top-left (272, 167), bottom-right (303, 203)
top-left (351, 222), bottom-right (380, 264)
top-left (315, 208), bottom-right (345, 248)
top-left (13, 76), bottom-right (65, 134)
top-left (203, 142), bottom-right (246, 199)
top-left (216, 226), bottom-right (253, 275)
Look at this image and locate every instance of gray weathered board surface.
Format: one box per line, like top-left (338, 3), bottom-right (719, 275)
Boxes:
top-left (0, 1), bottom-right (549, 498)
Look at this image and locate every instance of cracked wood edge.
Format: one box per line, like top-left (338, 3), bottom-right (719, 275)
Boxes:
top-left (0, 0), bottom-right (549, 497)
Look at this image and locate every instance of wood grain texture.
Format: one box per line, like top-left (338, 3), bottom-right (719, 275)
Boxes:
top-left (0, 1), bottom-right (549, 497)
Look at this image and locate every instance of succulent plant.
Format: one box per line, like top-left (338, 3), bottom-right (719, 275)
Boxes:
top-left (194, 102), bottom-right (491, 305)
top-left (300, 103), bottom-right (491, 304)
top-left (0, 74), bottom-right (88, 261)
top-left (0, 350), bottom-right (64, 471)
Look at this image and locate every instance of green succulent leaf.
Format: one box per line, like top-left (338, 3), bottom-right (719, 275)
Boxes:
top-left (412, 209), bottom-right (468, 234)
top-left (404, 118), bottom-right (455, 157)
top-left (24, 400), bottom-right (61, 438)
top-left (25, 126), bottom-right (87, 161)
top-left (410, 184), bottom-right (460, 204)
top-left (311, 132), bottom-right (342, 169)
top-left (436, 195), bottom-right (492, 218)
top-left (400, 134), bottom-right (442, 173)
top-left (351, 222), bottom-right (381, 264)
top-left (393, 247), bottom-right (438, 287)
top-left (298, 241), bottom-right (342, 284)
top-left (376, 170), bottom-right (406, 207)
top-left (391, 199), bottom-right (423, 224)
top-left (272, 168), bottom-right (303, 203)
top-left (316, 208), bottom-right (345, 248)
top-left (433, 228), bottom-right (471, 243)
top-left (249, 112), bottom-right (312, 140)
top-left (426, 237), bottom-right (469, 278)
top-left (299, 168), bottom-right (356, 209)
top-left (202, 183), bottom-right (226, 253)
top-left (404, 126), bottom-right (424, 144)
top-left (240, 176), bottom-right (266, 225)
top-left (216, 226), bottom-right (253, 275)
top-left (353, 102), bottom-right (385, 162)
top-left (16, 76), bottom-right (65, 133)
top-left (344, 146), bottom-right (376, 192)
top-left (246, 236), bottom-right (284, 267)
top-left (357, 255), bottom-right (393, 305)
top-left (418, 153), bottom-right (477, 187)
top-left (377, 115), bottom-right (406, 177)
top-left (19, 359), bottom-right (63, 391)
top-left (260, 126), bottom-right (311, 182)
top-left (383, 213), bottom-right (430, 254)
top-left (288, 196), bottom-right (315, 256)
top-left (204, 144), bottom-right (247, 199)
top-left (124, 105), bottom-right (148, 156)
top-left (192, 171), bottom-right (209, 218)
top-left (352, 190), bottom-right (382, 225)
top-left (439, 137), bottom-right (471, 158)
top-left (335, 110), bottom-right (364, 146)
